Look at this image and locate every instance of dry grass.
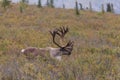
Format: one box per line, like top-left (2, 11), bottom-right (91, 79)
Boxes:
top-left (0, 4), bottom-right (120, 80)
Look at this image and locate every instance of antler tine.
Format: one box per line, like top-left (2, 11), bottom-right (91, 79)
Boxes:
top-left (61, 40), bottom-right (74, 55)
top-left (50, 28), bottom-right (59, 37)
top-left (63, 26), bottom-right (69, 34)
top-left (50, 26), bottom-right (72, 49)
top-left (56, 26), bottom-right (69, 38)
top-left (50, 30), bottom-right (55, 38)
top-left (55, 28), bottom-right (61, 36)
top-left (65, 40), bottom-right (74, 47)
top-left (50, 29), bottom-right (62, 48)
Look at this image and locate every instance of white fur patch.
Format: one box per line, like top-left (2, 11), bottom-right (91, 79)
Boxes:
top-left (55, 56), bottom-right (62, 61)
top-left (21, 49), bottom-right (25, 53)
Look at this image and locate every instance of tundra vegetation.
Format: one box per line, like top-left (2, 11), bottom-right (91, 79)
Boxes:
top-left (0, 3), bottom-right (120, 80)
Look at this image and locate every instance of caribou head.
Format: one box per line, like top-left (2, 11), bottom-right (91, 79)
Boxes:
top-left (21, 26), bottom-right (74, 61)
top-left (50, 26), bottom-right (74, 56)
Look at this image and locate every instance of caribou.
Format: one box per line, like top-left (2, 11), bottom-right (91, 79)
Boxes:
top-left (21, 26), bottom-right (74, 61)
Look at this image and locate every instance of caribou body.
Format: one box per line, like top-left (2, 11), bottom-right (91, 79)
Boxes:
top-left (21, 27), bottom-right (74, 61)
